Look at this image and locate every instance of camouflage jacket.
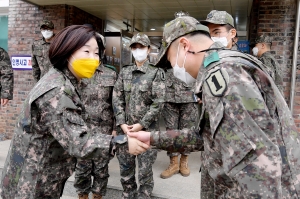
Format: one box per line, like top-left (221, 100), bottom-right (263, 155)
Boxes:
top-left (165, 68), bottom-right (196, 103)
top-left (259, 51), bottom-right (284, 95)
top-left (151, 43), bottom-right (300, 196)
top-left (31, 38), bottom-right (53, 82)
top-left (113, 60), bottom-right (165, 131)
top-left (0, 67), bottom-right (113, 198)
top-left (81, 64), bottom-right (117, 134)
top-left (0, 47), bottom-right (13, 100)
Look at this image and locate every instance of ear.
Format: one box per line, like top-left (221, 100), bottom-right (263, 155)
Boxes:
top-left (261, 43), bottom-right (266, 49)
top-left (229, 29), bottom-right (237, 39)
top-left (178, 37), bottom-right (191, 52)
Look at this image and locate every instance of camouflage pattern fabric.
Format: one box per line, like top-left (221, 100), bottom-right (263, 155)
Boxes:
top-left (113, 60), bottom-right (165, 198)
top-left (255, 34), bottom-right (272, 44)
top-left (40, 20), bottom-right (54, 29)
top-left (200, 10), bottom-right (235, 28)
top-left (0, 67), bottom-right (114, 199)
top-left (259, 51), bottom-right (284, 95)
top-left (31, 38), bottom-right (53, 82)
top-left (151, 43), bottom-right (300, 198)
top-left (74, 64), bottom-right (117, 196)
top-left (130, 33), bottom-right (151, 47)
top-left (163, 68), bottom-right (198, 157)
top-left (0, 47), bottom-right (13, 100)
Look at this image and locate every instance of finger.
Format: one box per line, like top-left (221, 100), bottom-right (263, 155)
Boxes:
top-left (138, 141), bottom-right (150, 149)
top-left (127, 132), bottom-right (138, 138)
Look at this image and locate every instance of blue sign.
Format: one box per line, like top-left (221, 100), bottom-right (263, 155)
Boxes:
top-left (237, 41), bottom-right (250, 53)
top-left (11, 55), bottom-right (32, 70)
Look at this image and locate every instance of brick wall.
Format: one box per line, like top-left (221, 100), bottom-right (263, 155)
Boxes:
top-left (249, 0), bottom-right (300, 129)
top-left (1, 0), bottom-right (103, 139)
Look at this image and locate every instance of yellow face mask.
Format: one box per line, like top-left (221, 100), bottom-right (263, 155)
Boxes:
top-left (71, 58), bottom-right (100, 79)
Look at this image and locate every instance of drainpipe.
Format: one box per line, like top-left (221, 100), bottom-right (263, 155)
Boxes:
top-left (289, 0), bottom-right (300, 113)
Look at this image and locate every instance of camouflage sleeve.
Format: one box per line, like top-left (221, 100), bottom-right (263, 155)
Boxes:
top-left (112, 69), bottom-right (126, 126)
top-left (260, 55), bottom-right (284, 95)
top-left (140, 69), bottom-right (165, 129)
top-left (150, 127), bottom-right (203, 152)
top-left (259, 56), bottom-right (275, 80)
top-left (31, 44), bottom-right (41, 82)
top-left (39, 88), bottom-right (113, 159)
top-left (0, 48), bottom-right (14, 100)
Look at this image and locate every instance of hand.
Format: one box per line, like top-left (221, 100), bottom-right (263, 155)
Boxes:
top-left (120, 124), bottom-right (130, 134)
top-left (127, 131), bottom-right (150, 145)
top-left (1, 99), bottom-right (9, 106)
top-left (197, 98), bottom-right (202, 104)
top-left (112, 130), bottom-right (117, 137)
top-left (128, 135), bottom-right (150, 155)
top-left (128, 123), bottom-right (143, 132)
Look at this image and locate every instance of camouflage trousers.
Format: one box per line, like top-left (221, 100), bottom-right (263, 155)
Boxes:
top-left (116, 143), bottom-right (158, 199)
top-left (74, 157), bottom-right (110, 195)
top-left (163, 102), bottom-right (198, 157)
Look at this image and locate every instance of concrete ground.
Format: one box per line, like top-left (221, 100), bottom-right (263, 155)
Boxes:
top-left (0, 140), bottom-right (201, 199)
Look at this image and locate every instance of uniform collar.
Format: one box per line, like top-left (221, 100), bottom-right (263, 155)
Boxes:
top-left (194, 42), bottom-right (224, 95)
top-left (62, 67), bottom-right (80, 89)
top-left (133, 59), bottom-right (150, 74)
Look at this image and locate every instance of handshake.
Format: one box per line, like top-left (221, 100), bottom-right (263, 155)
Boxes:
top-left (120, 123), bottom-right (152, 155)
top-left (127, 131), bottom-right (151, 155)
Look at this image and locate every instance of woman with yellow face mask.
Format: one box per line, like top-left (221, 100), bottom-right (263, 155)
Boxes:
top-left (0, 25), bottom-right (149, 199)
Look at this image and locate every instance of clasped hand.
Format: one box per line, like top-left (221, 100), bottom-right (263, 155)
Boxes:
top-left (121, 123), bottom-right (151, 155)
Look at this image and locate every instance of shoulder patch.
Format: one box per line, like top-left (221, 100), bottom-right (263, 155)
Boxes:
top-left (204, 52), bottom-right (220, 68)
top-left (122, 64), bottom-right (133, 68)
top-left (104, 64), bottom-right (117, 72)
top-left (205, 69), bottom-right (227, 97)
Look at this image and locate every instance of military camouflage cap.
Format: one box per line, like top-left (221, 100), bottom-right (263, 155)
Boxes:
top-left (156, 16), bottom-right (209, 67)
top-left (254, 34), bottom-right (272, 44)
top-left (40, 20), bottom-right (54, 29)
top-left (200, 10), bottom-right (235, 28)
top-left (130, 33), bottom-right (151, 47)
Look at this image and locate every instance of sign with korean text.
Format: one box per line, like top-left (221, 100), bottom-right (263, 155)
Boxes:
top-left (237, 41), bottom-right (250, 53)
top-left (11, 55), bottom-right (32, 70)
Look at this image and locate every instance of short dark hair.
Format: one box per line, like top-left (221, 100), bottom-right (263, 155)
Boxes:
top-left (186, 30), bottom-right (211, 39)
top-left (49, 25), bottom-right (101, 71)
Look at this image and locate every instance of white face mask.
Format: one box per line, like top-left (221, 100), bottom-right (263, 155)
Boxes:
top-left (132, 48), bottom-right (148, 62)
top-left (211, 37), bottom-right (228, 47)
top-left (41, 30), bottom-right (53, 40)
top-left (172, 44), bottom-right (196, 85)
top-left (252, 47), bottom-right (259, 56)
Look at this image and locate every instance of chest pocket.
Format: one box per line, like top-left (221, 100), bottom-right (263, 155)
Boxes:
top-left (100, 77), bottom-right (115, 100)
top-left (139, 83), bottom-right (152, 105)
top-left (123, 74), bottom-right (132, 92)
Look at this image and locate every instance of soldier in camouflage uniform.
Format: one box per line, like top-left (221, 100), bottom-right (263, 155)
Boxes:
top-left (200, 10), bottom-right (237, 49)
top-left (128, 15), bottom-right (300, 198)
top-left (113, 33), bottom-right (165, 199)
top-left (252, 34), bottom-right (284, 95)
top-left (0, 47), bottom-right (13, 106)
top-left (200, 10), bottom-right (239, 198)
top-left (31, 20), bottom-right (55, 83)
top-left (0, 25), bottom-right (145, 199)
top-left (159, 11), bottom-right (198, 180)
top-left (74, 33), bottom-right (117, 199)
